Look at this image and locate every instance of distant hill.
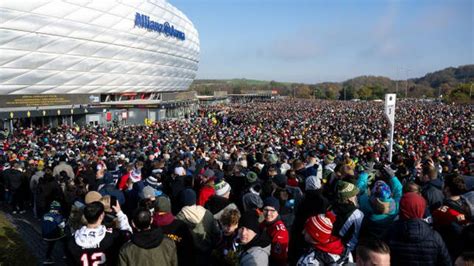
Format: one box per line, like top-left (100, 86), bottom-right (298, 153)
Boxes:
top-left (190, 65), bottom-right (474, 102)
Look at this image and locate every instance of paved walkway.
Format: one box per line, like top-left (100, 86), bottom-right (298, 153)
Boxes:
top-left (1, 206), bottom-right (68, 265)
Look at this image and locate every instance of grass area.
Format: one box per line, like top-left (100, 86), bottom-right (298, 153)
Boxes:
top-left (0, 211), bottom-right (36, 266)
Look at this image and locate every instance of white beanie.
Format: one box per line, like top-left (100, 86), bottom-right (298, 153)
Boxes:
top-left (280, 163), bottom-right (291, 174)
top-left (174, 166), bottom-right (186, 176)
top-left (215, 180), bottom-right (231, 196)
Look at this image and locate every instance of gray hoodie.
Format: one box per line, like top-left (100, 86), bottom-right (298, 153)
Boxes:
top-left (240, 245), bottom-right (271, 266)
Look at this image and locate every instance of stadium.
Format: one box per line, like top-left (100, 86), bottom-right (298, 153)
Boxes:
top-left (0, 0), bottom-right (199, 127)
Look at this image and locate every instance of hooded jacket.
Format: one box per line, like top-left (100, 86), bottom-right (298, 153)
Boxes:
top-left (68, 225), bottom-right (129, 266)
top-left (421, 178), bottom-right (445, 211)
top-left (240, 231), bottom-right (272, 266)
top-left (387, 218), bottom-right (451, 265)
top-left (67, 211), bottom-right (131, 265)
top-left (176, 205), bottom-right (220, 265)
top-left (118, 228), bottom-right (177, 266)
top-left (2, 168), bottom-right (24, 190)
top-left (153, 212), bottom-right (195, 266)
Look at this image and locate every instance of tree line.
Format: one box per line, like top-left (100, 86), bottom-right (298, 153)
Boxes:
top-left (190, 65), bottom-right (473, 103)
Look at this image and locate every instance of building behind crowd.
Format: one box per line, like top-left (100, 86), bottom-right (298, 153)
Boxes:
top-left (0, 0), bottom-right (200, 129)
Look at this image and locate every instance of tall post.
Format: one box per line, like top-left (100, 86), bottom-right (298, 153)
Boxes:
top-left (384, 94), bottom-right (396, 162)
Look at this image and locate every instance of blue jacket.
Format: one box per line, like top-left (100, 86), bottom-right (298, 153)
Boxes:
top-left (42, 211), bottom-right (65, 240)
top-left (357, 174), bottom-right (402, 222)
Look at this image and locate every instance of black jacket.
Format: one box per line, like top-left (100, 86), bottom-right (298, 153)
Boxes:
top-left (422, 179), bottom-right (444, 212)
top-left (288, 189), bottom-right (329, 265)
top-left (387, 219), bottom-right (451, 266)
top-left (153, 213), bottom-right (195, 266)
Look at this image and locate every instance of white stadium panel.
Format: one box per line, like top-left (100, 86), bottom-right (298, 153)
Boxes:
top-left (0, 0), bottom-right (200, 95)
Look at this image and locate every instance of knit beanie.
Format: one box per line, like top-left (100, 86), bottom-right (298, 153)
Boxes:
top-left (37, 160), bottom-right (45, 171)
top-left (180, 188), bottom-right (197, 207)
top-left (263, 196), bottom-right (280, 212)
top-left (324, 154), bottom-right (335, 164)
top-left (239, 210), bottom-right (261, 235)
top-left (304, 211), bottom-right (336, 244)
top-left (155, 196), bottom-right (171, 213)
top-left (130, 169), bottom-right (142, 182)
top-left (146, 176), bottom-right (160, 187)
top-left (140, 186), bottom-right (156, 200)
top-left (50, 201), bottom-right (61, 211)
top-left (336, 180), bottom-right (359, 201)
top-left (246, 171), bottom-right (258, 183)
top-left (268, 154), bottom-right (278, 165)
top-left (370, 180), bottom-right (395, 214)
top-left (242, 192), bottom-right (263, 211)
top-left (400, 192), bottom-right (426, 220)
top-left (371, 180), bottom-right (392, 200)
top-left (273, 174), bottom-right (288, 188)
top-left (215, 180), bottom-right (231, 196)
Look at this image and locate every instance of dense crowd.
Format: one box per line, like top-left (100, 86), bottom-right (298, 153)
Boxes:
top-left (0, 99), bottom-right (473, 266)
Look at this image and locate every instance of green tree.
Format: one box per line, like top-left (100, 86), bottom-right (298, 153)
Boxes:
top-left (313, 87), bottom-right (326, 99)
top-left (446, 83), bottom-right (473, 103)
top-left (295, 85), bottom-right (312, 98)
top-left (325, 88), bottom-right (339, 100)
top-left (371, 85), bottom-right (385, 100)
top-left (339, 85), bottom-right (358, 100)
top-left (357, 86), bottom-right (372, 100)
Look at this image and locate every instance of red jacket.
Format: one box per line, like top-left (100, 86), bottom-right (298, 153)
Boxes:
top-left (261, 219), bottom-right (289, 266)
top-left (117, 172), bottom-right (130, 190)
top-left (433, 204), bottom-right (469, 227)
top-left (198, 185), bottom-right (215, 206)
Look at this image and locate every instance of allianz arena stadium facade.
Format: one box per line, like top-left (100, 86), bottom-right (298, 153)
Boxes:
top-left (0, 0), bottom-right (200, 125)
top-left (0, 0), bottom-right (199, 95)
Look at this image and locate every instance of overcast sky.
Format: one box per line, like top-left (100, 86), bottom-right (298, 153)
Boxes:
top-left (173, 0), bottom-right (473, 83)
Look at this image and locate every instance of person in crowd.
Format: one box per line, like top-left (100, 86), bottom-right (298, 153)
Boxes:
top-left (118, 207), bottom-right (178, 266)
top-left (67, 201), bottom-right (131, 265)
top-left (53, 155), bottom-right (75, 180)
top-left (206, 179), bottom-right (238, 220)
top-left (212, 208), bottom-right (241, 266)
top-left (356, 240), bottom-right (390, 266)
top-left (432, 173), bottom-right (473, 259)
top-left (419, 159), bottom-right (445, 212)
top-left (176, 188), bottom-right (220, 266)
top-left (3, 162), bottom-right (26, 214)
top-left (153, 196), bottom-right (195, 266)
top-left (260, 196), bottom-right (289, 266)
top-left (288, 177), bottom-right (329, 265)
top-left (358, 177), bottom-right (402, 240)
top-left (331, 180), bottom-right (364, 253)
top-left (238, 210), bottom-right (272, 266)
top-left (297, 211), bottom-right (348, 265)
top-left (36, 168), bottom-right (63, 218)
top-left (41, 201), bottom-right (66, 265)
top-left (198, 169), bottom-right (216, 206)
top-left (387, 192), bottom-right (451, 265)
